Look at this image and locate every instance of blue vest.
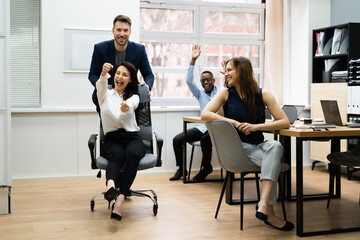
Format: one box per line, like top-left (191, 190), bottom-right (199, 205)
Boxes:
top-left (223, 87), bottom-right (265, 144)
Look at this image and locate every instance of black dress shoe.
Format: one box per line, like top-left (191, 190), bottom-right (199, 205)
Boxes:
top-left (104, 187), bottom-right (116, 202)
top-left (265, 220), bottom-right (295, 231)
top-left (193, 165), bottom-right (213, 181)
top-left (169, 169), bottom-right (187, 181)
top-left (111, 212), bottom-right (122, 221)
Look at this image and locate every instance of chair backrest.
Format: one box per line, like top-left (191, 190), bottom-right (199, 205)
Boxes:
top-left (136, 85), bottom-right (153, 154)
top-left (205, 120), bottom-right (260, 173)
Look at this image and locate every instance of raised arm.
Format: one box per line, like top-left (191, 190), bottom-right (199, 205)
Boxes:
top-left (96, 63), bottom-right (113, 105)
top-left (186, 44), bottom-right (202, 98)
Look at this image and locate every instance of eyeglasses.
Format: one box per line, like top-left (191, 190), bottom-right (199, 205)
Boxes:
top-left (200, 77), bottom-right (214, 83)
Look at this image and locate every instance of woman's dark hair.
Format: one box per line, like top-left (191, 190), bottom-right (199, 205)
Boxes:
top-left (227, 57), bottom-right (261, 119)
top-left (111, 61), bottom-right (138, 100)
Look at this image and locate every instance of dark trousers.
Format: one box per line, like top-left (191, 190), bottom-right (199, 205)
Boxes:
top-left (173, 127), bottom-right (212, 170)
top-left (101, 129), bottom-right (146, 195)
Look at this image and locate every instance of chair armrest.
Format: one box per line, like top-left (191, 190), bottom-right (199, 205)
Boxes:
top-left (154, 132), bottom-right (163, 167)
top-left (88, 134), bottom-right (98, 169)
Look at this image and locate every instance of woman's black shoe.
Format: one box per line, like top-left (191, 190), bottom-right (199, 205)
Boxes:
top-left (104, 187), bottom-right (116, 202)
top-left (255, 211), bottom-right (268, 221)
top-left (265, 220), bottom-right (294, 231)
top-left (111, 212), bottom-right (122, 221)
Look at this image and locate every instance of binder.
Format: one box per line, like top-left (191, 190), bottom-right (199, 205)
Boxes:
top-left (338, 28), bottom-right (348, 54)
top-left (331, 28), bottom-right (342, 54)
top-left (356, 86), bottom-right (360, 114)
top-left (323, 37), bottom-right (332, 55)
top-left (352, 86), bottom-right (356, 114)
top-left (347, 86), bottom-right (352, 114)
top-left (315, 31), bottom-right (325, 56)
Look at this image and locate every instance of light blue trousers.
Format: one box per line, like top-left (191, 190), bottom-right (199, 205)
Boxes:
top-left (242, 140), bottom-right (283, 205)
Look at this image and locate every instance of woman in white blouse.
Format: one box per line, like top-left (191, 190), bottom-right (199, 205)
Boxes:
top-left (97, 61), bottom-right (146, 221)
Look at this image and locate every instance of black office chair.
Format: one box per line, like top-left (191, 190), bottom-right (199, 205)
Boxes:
top-left (88, 84), bottom-right (163, 215)
top-left (326, 139), bottom-right (360, 208)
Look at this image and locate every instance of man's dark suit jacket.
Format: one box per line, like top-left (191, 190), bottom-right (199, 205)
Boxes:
top-left (88, 40), bottom-right (154, 110)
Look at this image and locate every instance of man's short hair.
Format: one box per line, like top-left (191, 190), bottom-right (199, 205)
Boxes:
top-left (113, 15), bottom-right (132, 28)
top-left (201, 70), bottom-right (214, 77)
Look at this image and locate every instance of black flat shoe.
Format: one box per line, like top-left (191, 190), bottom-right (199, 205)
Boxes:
top-left (255, 211), bottom-right (268, 221)
top-left (265, 220), bottom-right (294, 231)
top-left (111, 212), bottom-right (122, 221)
top-left (104, 187), bottom-right (116, 202)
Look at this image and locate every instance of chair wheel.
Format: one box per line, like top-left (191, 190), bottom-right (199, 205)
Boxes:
top-left (90, 200), bottom-right (95, 212)
top-left (153, 205), bottom-right (158, 216)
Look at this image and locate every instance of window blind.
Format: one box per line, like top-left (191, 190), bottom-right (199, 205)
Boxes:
top-left (10, 0), bottom-right (40, 107)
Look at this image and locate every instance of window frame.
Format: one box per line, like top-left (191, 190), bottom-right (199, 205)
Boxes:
top-left (140, 0), bottom-right (265, 107)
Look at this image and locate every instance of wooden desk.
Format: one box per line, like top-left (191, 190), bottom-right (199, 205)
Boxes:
top-left (271, 126), bottom-right (360, 236)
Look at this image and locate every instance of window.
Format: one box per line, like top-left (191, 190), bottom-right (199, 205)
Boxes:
top-left (10, 0), bottom-right (40, 107)
top-left (140, 0), bottom-right (265, 106)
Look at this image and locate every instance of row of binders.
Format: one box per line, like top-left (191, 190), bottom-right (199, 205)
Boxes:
top-left (347, 85), bottom-right (360, 114)
top-left (349, 58), bottom-right (360, 84)
top-left (315, 28), bottom-right (348, 56)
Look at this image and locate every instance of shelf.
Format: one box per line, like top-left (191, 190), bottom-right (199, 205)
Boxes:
top-left (312, 22), bottom-right (360, 84)
top-left (313, 53), bottom-right (348, 59)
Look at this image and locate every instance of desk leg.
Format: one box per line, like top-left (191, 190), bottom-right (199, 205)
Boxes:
top-left (296, 138), bottom-right (304, 237)
top-left (183, 121), bottom-right (188, 183)
top-left (280, 135), bottom-right (292, 200)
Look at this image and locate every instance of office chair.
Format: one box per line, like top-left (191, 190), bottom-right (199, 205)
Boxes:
top-left (187, 141), bottom-right (201, 181)
top-left (205, 120), bottom-right (289, 230)
top-left (326, 139), bottom-right (360, 208)
top-left (187, 141), bottom-right (223, 181)
top-left (88, 84), bottom-right (163, 216)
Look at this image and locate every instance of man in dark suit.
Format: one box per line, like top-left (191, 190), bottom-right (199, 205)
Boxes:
top-left (89, 15), bottom-right (154, 112)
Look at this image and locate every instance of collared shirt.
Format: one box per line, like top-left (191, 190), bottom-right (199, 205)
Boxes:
top-left (186, 65), bottom-right (219, 133)
top-left (96, 73), bottom-right (140, 135)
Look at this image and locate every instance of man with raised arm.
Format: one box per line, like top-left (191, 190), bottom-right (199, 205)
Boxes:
top-left (170, 44), bottom-right (219, 182)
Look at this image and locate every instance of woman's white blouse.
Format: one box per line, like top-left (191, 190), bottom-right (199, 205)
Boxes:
top-left (96, 73), bottom-right (140, 135)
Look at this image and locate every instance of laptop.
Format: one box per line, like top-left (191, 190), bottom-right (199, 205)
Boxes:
top-left (282, 105), bottom-right (305, 125)
top-left (320, 100), bottom-right (360, 127)
top-left (265, 105), bottom-right (305, 125)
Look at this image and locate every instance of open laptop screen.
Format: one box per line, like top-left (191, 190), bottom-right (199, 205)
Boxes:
top-left (320, 100), bottom-right (343, 126)
top-left (282, 105), bottom-right (305, 124)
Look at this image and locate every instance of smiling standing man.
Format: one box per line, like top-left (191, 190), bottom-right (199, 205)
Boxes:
top-left (170, 44), bottom-right (219, 182)
top-left (89, 15), bottom-right (154, 113)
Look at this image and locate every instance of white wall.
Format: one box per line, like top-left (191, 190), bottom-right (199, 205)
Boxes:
top-left (285, 0), bottom-right (330, 106)
top-left (40, 0), bottom-right (139, 109)
top-left (283, 0), bottom-right (331, 167)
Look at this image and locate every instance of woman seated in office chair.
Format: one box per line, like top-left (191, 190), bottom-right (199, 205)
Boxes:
top-left (97, 61), bottom-right (146, 221)
top-left (201, 57), bottom-right (294, 231)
